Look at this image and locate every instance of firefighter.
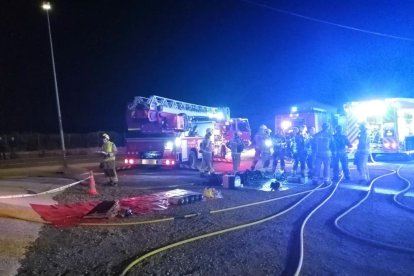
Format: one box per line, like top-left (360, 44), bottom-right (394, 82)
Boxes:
top-left (251, 124), bottom-right (268, 170)
top-left (272, 128), bottom-right (287, 172)
top-left (332, 125), bottom-right (352, 181)
top-left (227, 131), bottom-right (244, 174)
top-left (291, 126), bottom-right (307, 177)
top-left (312, 123), bottom-right (335, 184)
top-left (261, 128), bottom-right (273, 169)
top-left (200, 128), bottom-right (214, 175)
top-left (306, 126), bottom-right (316, 177)
top-left (101, 133), bottom-right (118, 186)
top-left (354, 123), bottom-right (370, 183)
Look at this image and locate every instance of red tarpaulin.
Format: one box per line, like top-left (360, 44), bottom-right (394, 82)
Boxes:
top-left (31, 189), bottom-right (201, 227)
top-left (31, 195), bottom-right (169, 227)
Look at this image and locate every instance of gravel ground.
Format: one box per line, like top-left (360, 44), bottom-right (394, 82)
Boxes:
top-left (17, 164), bottom-right (414, 276)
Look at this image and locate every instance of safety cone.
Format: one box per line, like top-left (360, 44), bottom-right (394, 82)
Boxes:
top-left (88, 171), bottom-right (99, 196)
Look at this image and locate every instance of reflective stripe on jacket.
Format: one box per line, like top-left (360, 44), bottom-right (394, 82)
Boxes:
top-left (313, 130), bottom-right (334, 156)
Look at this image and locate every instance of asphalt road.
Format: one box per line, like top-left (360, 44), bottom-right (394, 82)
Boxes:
top-left (0, 155), bottom-right (414, 275)
top-left (0, 153), bottom-right (250, 276)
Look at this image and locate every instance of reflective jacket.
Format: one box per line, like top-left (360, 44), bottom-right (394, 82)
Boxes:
top-left (102, 141), bottom-right (117, 161)
top-left (313, 130), bottom-right (334, 156)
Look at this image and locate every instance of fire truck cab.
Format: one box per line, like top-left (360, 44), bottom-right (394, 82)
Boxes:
top-left (124, 95), bottom-right (251, 167)
top-left (274, 101), bottom-right (338, 133)
top-left (343, 98), bottom-right (414, 154)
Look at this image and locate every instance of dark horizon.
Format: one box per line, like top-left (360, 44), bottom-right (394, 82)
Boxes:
top-left (1, 0), bottom-right (414, 134)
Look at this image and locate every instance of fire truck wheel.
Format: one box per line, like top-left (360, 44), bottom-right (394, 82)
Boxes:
top-left (188, 151), bottom-right (197, 170)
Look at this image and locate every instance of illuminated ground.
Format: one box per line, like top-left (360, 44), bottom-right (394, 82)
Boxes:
top-left (1, 156), bottom-right (413, 275)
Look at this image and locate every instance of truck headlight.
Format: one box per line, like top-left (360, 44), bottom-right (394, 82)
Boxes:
top-left (164, 141), bottom-right (174, 150)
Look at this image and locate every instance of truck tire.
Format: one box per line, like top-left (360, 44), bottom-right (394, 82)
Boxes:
top-left (188, 151), bottom-right (197, 170)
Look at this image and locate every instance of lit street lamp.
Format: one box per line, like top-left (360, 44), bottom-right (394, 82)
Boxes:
top-left (42, 2), bottom-right (67, 166)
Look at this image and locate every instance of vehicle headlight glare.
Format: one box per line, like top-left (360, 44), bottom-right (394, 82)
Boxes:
top-left (165, 141), bottom-right (174, 150)
top-left (175, 137), bottom-right (181, 147)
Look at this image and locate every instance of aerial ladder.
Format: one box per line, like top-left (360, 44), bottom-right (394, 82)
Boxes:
top-left (128, 95), bottom-right (230, 122)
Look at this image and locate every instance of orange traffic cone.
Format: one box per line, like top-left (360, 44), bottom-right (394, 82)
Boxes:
top-left (88, 171), bottom-right (99, 196)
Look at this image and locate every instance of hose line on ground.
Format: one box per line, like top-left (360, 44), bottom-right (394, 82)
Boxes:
top-left (294, 175), bottom-right (343, 276)
top-left (119, 181), bottom-right (329, 276)
top-left (393, 165), bottom-right (414, 212)
top-left (334, 168), bottom-right (414, 253)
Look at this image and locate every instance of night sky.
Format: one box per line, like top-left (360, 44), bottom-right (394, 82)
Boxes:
top-left (1, 0), bottom-right (414, 134)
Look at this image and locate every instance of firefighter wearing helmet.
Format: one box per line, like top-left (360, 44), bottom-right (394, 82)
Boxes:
top-left (251, 124), bottom-right (268, 170)
top-left (332, 125), bottom-right (352, 181)
top-left (354, 123), bottom-right (370, 183)
top-left (199, 128), bottom-right (214, 175)
top-left (101, 133), bottom-right (118, 186)
top-left (312, 123), bottom-right (335, 185)
top-left (291, 126), bottom-right (307, 177)
top-left (227, 131), bottom-right (244, 174)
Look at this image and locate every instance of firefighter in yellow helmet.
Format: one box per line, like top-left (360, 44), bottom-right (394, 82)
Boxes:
top-left (101, 133), bottom-right (118, 186)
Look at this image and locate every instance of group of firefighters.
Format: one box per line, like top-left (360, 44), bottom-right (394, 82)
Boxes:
top-left (250, 123), bottom-right (371, 184)
top-left (99, 122), bottom-right (371, 186)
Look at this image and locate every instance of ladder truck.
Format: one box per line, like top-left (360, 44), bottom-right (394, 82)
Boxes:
top-left (124, 95), bottom-right (251, 168)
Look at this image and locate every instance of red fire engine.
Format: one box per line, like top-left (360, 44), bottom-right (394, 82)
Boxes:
top-left (124, 95), bottom-right (251, 167)
top-left (274, 101), bottom-right (338, 133)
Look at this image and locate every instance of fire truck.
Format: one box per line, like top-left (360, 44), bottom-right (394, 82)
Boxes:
top-left (274, 101), bottom-right (338, 133)
top-left (124, 95), bottom-right (251, 167)
top-left (274, 98), bottom-right (414, 157)
top-left (343, 98), bottom-right (414, 154)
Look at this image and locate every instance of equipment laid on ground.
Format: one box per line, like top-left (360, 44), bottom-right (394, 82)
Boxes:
top-left (159, 189), bottom-right (203, 205)
top-left (270, 181), bottom-right (281, 191)
top-left (124, 95), bottom-right (251, 167)
top-left (202, 172), bottom-right (224, 186)
top-left (222, 174), bottom-right (242, 189)
top-left (83, 200), bottom-right (120, 219)
top-left (239, 170), bottom-right (272, 188)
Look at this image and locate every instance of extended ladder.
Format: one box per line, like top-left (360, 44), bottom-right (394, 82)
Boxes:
top-left (128, 95), bottom-right (230, 120)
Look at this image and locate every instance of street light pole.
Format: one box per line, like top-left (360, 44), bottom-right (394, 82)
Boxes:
top-left (42, 2), bottom-right (67, 167)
